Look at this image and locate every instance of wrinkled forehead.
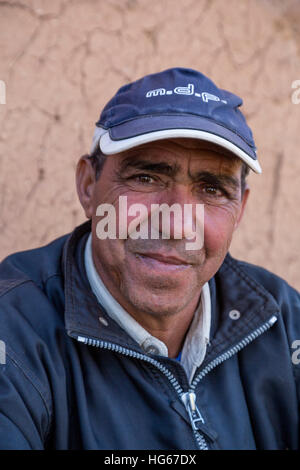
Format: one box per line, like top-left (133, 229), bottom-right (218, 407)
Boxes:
top-left (116, 138), bottom-right (243, 174)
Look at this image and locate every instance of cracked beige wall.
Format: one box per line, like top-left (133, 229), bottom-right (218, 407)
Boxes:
top-left (0, 0), bottom-right (299, 290)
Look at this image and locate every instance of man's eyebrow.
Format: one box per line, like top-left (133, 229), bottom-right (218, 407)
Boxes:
top-left (192, 171), bottom-right (241, 190)
top-left (119, 158), bottom-right (180, 177)
top-left (119, 160), bottom-right (240, 189)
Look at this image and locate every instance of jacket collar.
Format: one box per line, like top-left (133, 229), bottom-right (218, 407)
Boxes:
top-left (63, 221), bottom-right (280, 360)
top-left (205, 254), bottom-right (280, 368)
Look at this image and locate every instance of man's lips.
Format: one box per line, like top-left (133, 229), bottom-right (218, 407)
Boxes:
top-left (135, 252), bottom-right (192, 267)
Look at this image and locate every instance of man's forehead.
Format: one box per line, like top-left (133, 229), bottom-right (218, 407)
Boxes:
top-left (116, 138), bottom-right (242, 172)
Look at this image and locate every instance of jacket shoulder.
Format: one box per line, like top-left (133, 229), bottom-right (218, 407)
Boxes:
top-left (226, 254), bottom-right (299, 300)
top-left (224, 254), bottom-right (300, 336)
top-left (0, 232), bottom-right (70, 297)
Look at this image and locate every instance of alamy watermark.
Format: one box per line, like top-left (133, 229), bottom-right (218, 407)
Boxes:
top-left (291, 340), bottom-right (300, 365)
top-left (0, 340), bottom-right (6, 364)
top-left (0, 80), bottom-right (6, 105)
top-left (291, 80), bottom-right (300, 104)
top-left (96, 196), bottom-right (204, 250)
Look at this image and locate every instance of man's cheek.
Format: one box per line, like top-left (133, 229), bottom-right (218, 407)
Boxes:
top-left (92, 221), bottom-right (127, 265)
top-left (204, 213), bottom-right (235, 254)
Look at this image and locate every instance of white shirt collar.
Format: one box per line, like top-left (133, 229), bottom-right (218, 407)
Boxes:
top-left (84, 234), bottom-right (211, 382)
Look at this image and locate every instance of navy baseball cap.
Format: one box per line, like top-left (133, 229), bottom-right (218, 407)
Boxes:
top-left (90, 67), bottom-right (261, 173)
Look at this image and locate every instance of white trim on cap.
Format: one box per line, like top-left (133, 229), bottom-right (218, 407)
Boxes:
top-left (91, 126), bottom-right (262, 174)
top-left (90, 127), bottom-right (106, 154)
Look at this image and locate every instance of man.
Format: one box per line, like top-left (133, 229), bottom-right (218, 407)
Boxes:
top-left (0, 67), bottom-right (299, 450)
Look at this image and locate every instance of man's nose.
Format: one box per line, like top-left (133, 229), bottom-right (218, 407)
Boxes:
top-left (152, 184), bottom-right (200, 240)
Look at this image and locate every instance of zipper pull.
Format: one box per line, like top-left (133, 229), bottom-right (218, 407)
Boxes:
top-left (181, 392), bottom-right (205, 431)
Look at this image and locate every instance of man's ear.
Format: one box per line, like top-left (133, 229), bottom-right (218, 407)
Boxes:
top-left (76, 155), bottom-right (96, 219)
top-left (234, 186), bottom-right (250, 230)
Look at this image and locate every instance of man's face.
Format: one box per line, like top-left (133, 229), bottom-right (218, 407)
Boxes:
top-left (77, 139), bottom-right (249, 322)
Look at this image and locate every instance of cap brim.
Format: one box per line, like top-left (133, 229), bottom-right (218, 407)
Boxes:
top-left (91, 115), bottom-right (262, 174)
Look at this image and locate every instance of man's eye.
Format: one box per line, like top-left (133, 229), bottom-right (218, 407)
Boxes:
top-left (202, 185), bottom-right (223, 196)
top-left (133, 174), bottom-right (155, 184)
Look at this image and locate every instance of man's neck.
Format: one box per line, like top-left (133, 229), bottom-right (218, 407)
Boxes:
top-left (123, 296), bottom-right (200, 358)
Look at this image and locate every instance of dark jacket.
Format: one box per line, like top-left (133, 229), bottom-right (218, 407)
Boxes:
top-left (0, 221), bottom-right (299, 450)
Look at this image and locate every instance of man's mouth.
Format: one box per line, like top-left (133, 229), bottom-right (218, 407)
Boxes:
top-left (134, 252), bottom-right (193, 271)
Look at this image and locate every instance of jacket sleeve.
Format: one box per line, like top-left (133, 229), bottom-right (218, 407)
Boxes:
top-left (0, 352), bottom-right (50, 449)
top-left (282, 286), bottom-right (300, 448)
top-left (291, 296), bottom-right (300, 449)
top-left (243, 260), bottom-right (300, 448)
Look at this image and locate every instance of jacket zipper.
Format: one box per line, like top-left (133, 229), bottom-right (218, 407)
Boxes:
top-left (75, 314), bottom-right (277, 450)
top-left (181, 391), bottom-right (208, 449)
top-left (76, 336), bottom-right (208, 449)
top-left (190, 314), bottom-right (278, 391)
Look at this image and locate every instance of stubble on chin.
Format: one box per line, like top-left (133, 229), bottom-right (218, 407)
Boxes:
top-left (118, 268), bottom-right (202, 319)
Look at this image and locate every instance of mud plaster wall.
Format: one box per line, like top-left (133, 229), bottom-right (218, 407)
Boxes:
top-left (0, 0), bottom-right (299, 290)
